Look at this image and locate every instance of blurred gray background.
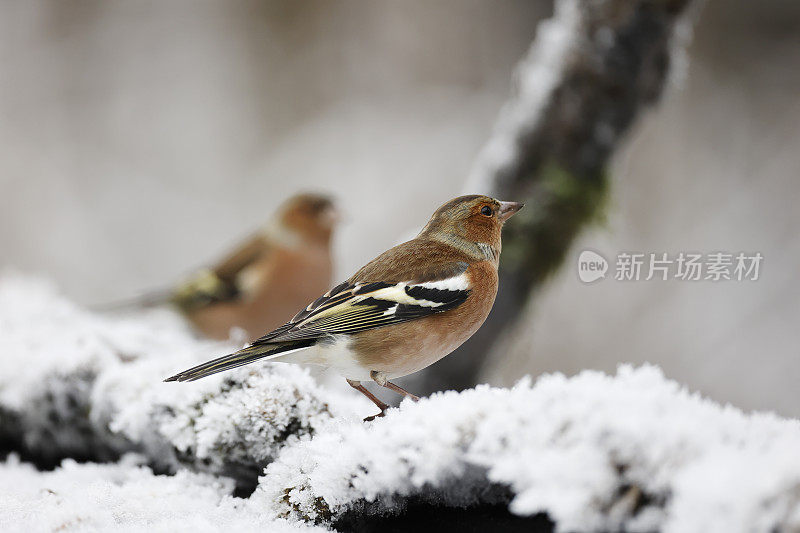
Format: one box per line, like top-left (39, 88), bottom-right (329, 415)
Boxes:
top-left (1, 1), bottom-right (798, 416)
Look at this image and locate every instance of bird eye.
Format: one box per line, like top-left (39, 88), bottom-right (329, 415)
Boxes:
top-left (480, 206), bottom-right (493, 217)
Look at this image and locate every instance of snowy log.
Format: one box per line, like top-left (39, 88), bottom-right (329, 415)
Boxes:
top-left (0, 454), bottom-right (326, 532)
top-left (2, 275), bottom-right (799, 532)
top-left (256, 366), bottom-right (800, 533)
top-left (0, 275), bottom-right (364, 494)
top-left (422, 0), bottom-right (700, 393)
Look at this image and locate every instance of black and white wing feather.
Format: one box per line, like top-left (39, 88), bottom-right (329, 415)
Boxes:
top-left (165, 260), bottom-right (471, 382)
top-left (250, 262), bottom-right (471, 345)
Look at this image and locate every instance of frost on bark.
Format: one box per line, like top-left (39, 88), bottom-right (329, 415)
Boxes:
top-left (420, 0), bottom-right (698, 393)
top-left (0, 276), bottom-right (361, 494)
top-left (259, 365), bottom-right (800, 533)
top-left (3, 278), bottom-right (800, 532)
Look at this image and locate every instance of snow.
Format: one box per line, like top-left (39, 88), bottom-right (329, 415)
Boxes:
top-left (0, 454), bottom-right (326, 533)
top-left (2, 273), bottom-right (800, 532)
top-left (0, 273), bottom-right (367, 482)
top-left (666, 1), bottom-right (704, 91)
top-left (465, 0), bottom-right (700, 197)
top-left (465, 0), bottom-right (581, 193)
top-left (257, 366), bottom-right (800, 533)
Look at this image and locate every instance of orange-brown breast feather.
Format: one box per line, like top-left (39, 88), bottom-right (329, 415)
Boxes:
top-left (183, 241), bottom-right (332, 341)
top-left (345, 238), bottom-right (499, 378)
top-left (351, 258), bottom-right (498, 378)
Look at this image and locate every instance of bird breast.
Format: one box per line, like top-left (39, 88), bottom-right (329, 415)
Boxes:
top-left (350, 261), bottom-right (498, 379)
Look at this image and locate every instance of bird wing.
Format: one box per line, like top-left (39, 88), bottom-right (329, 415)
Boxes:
top-left (171, 235), bottom-right (271, 310)
top-left (165, 240), bottom-right (474, 383)
top-left (213, 234), bottom-right (271, 281)
top-left (250, 259), bottom-right (471, 345)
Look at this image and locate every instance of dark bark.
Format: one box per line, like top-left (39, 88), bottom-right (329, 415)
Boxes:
top-left (417, 0), bottom-right (696, 393)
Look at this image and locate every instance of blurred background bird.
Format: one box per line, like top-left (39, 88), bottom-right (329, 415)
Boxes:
top-left (110, 193), bottom-right (339, 342)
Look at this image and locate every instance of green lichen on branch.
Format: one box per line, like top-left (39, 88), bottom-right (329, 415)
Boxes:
top-left (419, 0), bottom-right (696, 393)
top-left (500, 162), bottom-right (609, 295)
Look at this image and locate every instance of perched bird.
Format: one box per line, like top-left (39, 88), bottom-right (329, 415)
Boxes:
top-left (165, 193), bottom-right (338, 341)
top-left (165, 195), bottom-right (523, 419)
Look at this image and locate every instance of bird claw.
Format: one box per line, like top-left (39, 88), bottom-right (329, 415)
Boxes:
top-left (363, 410), bottom-right (387, 422)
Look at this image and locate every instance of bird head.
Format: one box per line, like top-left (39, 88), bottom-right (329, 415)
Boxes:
top-left (418, 195), bottom-right (523, 261)
top-left (278, 193), bottom-right (340, 245)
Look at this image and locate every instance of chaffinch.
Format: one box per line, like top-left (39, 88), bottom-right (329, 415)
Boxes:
top-left (166, 195), bottom-right (523, 419)
top-left (169, 193), bottom-right (338, 341)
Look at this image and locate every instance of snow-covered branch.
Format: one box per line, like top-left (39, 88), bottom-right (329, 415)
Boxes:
top-left (1, 276), bottom-right (799, 531)
top-left (0, 454), bottom-right (325, 532)
top-left (424, 0), bottom-right (700, 393)
top-left (0, 275), bottom-right (364, 493)
top-left (257, 366), bottom-right (800, 532)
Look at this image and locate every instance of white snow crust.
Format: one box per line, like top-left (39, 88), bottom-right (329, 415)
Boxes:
top-left (2, 274), bottom-right (799, 533)
top-left (258, 367), bottom-right (800, 533)
top-left (0, 454), bottom-right (325, 533)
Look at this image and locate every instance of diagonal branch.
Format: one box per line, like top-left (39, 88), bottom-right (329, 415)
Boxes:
top-left (418, 0), bottom-right (699, 393)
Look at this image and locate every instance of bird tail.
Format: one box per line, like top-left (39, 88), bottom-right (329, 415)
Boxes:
top-left (91, 289), bottom-right (173, 312)
top-left (163, 339), bottom-right (316, 382)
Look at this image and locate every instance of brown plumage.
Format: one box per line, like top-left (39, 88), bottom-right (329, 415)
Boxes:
top-left (347, 239), bottom-right (497, 379)
top-left (165, 195), bottom-right (522, 420)
top-left (171, 193), bottom-right (337, 341)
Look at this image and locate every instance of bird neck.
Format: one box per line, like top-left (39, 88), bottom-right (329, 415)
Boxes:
top-left (423, 232), bottom-right (499, 264)
top-left (261, 221), bottom-right (303, 249)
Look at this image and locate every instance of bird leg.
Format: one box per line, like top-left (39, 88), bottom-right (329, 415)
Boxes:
top-left (347, 379), bottom-right (389, 421)
top-left (370, 371), bottom-right (420, 402)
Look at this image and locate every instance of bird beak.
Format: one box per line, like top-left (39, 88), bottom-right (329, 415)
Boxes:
top-left (497, 200), bottom-right (524, 222)
top-left (320, 205), bottom-right (344, 227)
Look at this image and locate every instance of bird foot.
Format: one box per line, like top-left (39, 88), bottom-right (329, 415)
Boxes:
top-left (363, 410), bottom-right (387, 422)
